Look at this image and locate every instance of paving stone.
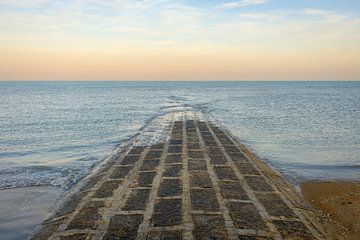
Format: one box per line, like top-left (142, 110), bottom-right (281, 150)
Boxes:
top-left (187, 133), bottom-right (199, 138)
top-left (188, 150), bottom-right (204, 159)
top-left (272, 220), bottom-right (314, 239)
top-left (238, 236), bottom-right (274, 240)
top-left (140, 160), bottom-right (160, 171)
top-left (235, 162), bottom-right (260, 175)
top-left (223, 145), bottom-right (240, 153)
top-left (103, 214), bottom-right (143, 240)
top-left (203, 139), bottom-right (218, 146)
top-left (229, 152), bottom-right (249, 162)
top-left (67, 201), bottom-right (105, 230)
top-left (59, 233), bottom-right (89, 240)
top-left (123, 189), bottom-right (151, 211)
top-left (163, 164), bottom-right (183, 177)
top-left (158, 179), bottom-right (182, 197)
top-left (208, 147), bottom-right (223, 155)
top-left (187, 137), bottom-right (200, 143)
top-left (168, 145), bottom-right (183, 154)
top-left (151, 143), bottom-right (165, 150)
top-left (187, 142), bottom-right (201, 150)
top-left (120, 155), bottom-right (141, 165)
top-left (152, 199), bottom-right (182, 226)
top-left (93, 180), bottom-right (122, 198)
top-left (219, 181), bottom-right (249, 200)
top-left (191, 189), bottom-right (220, 211)
top-left (227, 202), bottom-right (266, 230)
top-left (110, 166), bottom-right (133, 179)
top-left (190, 172), bottom-right (212, 188)
top-left (188, 160), bottom-right (207, 171)
top-left (256, 193), bottom-right (296, 218)
top-left (145, 150), bottom-right (163, 159)
top-left (170, 139), bottom-right (183, 145)
top-left (245, 176), bottom-right (273, 192)
top-left (165, 154), bottom-right (182, 163)
top-left (54, 192), bottom-right (88, 218)
top-left (192, 214), bottom-right (228, 239)
top-left (129, 146), bottom-right (146, 155)
top-left (30, 219), bottom-right (65, 240)
top-left (147, 230), bottom-right (183, 240)
top-left (209, 155), bottom-right (227, 165)
top-left (138, 171), bottom-right (157, 187)
top-left (214, 166), bottom-right (237, 180)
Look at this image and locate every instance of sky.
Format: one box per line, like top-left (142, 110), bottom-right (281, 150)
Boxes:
top-left (0, 0), bottom-right (360, 80)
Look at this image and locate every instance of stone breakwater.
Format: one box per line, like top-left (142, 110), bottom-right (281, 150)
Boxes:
top-left (30, 113), bottom-right (329, 240)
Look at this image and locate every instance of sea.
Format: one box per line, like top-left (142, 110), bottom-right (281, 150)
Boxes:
top-left (0, 81), bottom-right (359, 239)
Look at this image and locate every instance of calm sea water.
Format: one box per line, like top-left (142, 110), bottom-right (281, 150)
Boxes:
top-left (0, 81), bottom-right (359, 190)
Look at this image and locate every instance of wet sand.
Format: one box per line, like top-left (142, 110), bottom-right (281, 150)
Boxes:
top-left (0, 186), bottom-right (63, 240)
top-left (301, 181), bottom-right (360, 240)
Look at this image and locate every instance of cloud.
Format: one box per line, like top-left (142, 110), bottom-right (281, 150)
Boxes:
top-left (304, 8), bottom-right (349, 23)
top-left (219, 0), bottom-right (268, 9)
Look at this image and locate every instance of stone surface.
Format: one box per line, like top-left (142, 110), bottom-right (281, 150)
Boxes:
top-left (152, 198), bottom-right (182, 226)
top-left (31, 116), bottom-right (325, 240)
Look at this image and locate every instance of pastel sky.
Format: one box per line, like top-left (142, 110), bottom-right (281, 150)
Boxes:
top-left (1, 0), bottom-right (360, 80)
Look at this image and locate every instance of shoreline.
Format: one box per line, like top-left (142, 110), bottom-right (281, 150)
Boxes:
top-left (301, 181), bottom-right (360, 240)
top-left (0, 186), bottom-right (63, 240)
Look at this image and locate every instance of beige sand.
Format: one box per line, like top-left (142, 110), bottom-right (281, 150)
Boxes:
top-left (301, 181), bottom-right (360, 240)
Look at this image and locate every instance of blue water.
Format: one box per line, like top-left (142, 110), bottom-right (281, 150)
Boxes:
top-left (0, 81), bottom-right (359, 189)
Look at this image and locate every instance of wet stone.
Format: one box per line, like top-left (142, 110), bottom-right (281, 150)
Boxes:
top-left (67, 201), bottom-right (105, 230)
top-left (163, 164), bottom-right (183, 177)
top-left (123, 189), bottom-right (151, 211)
top-left (145, 150), bottom-right (163, 159)
top-left (272, 220), bottom-right (314, 239)
top-left (256, 193), bottom-right (296, 218)
top-left (238, 236), bottom-right (274, 240)
top-left (120, 155), bottom-right (141, 165)
top-left (158, 179), bottom-right (182, 197)
top-left (188, 150), bottom-right (204, 159)
top-left (229, 152), bottom-right (248, 162)
top-left (110, 166), bottom-right (133, 179)
top-left (152, 199), bottom-right (182, 226)
top-left (214, 166), bottom-right (237, 180)
top-left (30, 219), bottom-right (64, 240)
top-left (165, 154), bottom-right (182, 164)
top-left (79, 174), bottom-right (105, 192)
top-left (187, 133), bottom-right (199, 139)
top-left (168, 145), bottom-right (183, 154)
top-left (187, 137), bottom-right (200, 144)
top-left (235, 162), bottom-right (260, 175)
top-left (129, 146), bottom-right (146, 155)
top-left (223, 145), bottom-right (240, 153)
top-left (140, 160), bottom-right (160, 171)
top-left (209, 155), bottom-right (227, 165)
top-left (188, 160), bottom-right (207, 171)
top-left (191, 189), bottom-right (220, 211)
top-left (190, 172), bottom-right (212, 188)
top-left (187, 142), bottom-right (201, 150)
top-left (203, 139), bottom-right (218, 146)
top-left (170, 139), bottom-right (183, 145)
top-left (138, 171), bottom-right (157, 187)
top-left (208, 147), bottom-right (223, 155)
top-left (228, 202), bottom-right (266, 230)
top-left (147, 230), bottom-right (183, 240)
top-left (103, 214), bottom-right (143, 240)
top-left (93, 180), bottom-right (122, 198)
top-left (54, 192), bottom-right (88, 218)
top-left (192, 214), bottom-right (228, 240)
top-left (59, 233), bottom-right (89, 240)
top-left (151, 143), bottom-right (165, 150)
top-left (245, 176), bottom-right (273, 192)
top-left (219, 181), bottom-right (248, 200)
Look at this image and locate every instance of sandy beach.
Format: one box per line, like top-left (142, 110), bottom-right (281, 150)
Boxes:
top-left (301, 181), bottom-right (360, 240)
